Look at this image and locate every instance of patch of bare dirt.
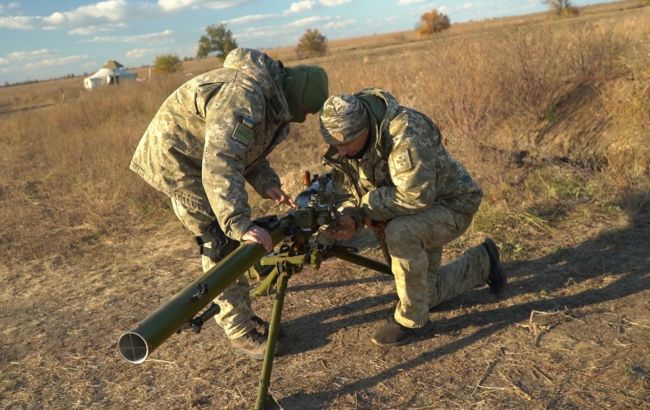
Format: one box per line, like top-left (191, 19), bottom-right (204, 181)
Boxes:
top-left (1, 196), bottom-right (649, 409)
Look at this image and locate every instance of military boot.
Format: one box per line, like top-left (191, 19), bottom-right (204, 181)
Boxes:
top-left (230, 328), bottom-right (267, 361)
top-left (251, 315), bottom-right (268, 335)
top-left (371, 318), bottom-right (433, 347)
top-left (484, 238), bottom-right (506, 293)
top-left (251, 315), bottom-right (286, 338)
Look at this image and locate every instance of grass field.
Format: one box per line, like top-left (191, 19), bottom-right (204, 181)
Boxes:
top-left (1, 1), bottom-right (649, 408)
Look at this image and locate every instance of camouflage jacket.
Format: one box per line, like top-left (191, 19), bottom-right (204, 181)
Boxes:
top-left (323, 88), bottom-right (482, 224)
top-left (130, 48), bottom-right (292, 240)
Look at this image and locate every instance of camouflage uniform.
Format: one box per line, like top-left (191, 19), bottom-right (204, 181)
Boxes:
top-left (322, 89), bottom-right (491, 328)
top-left (130, 49), bottom-right (294, 339)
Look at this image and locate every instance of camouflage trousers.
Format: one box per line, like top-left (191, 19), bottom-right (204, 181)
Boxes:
top-left (171, 198), bottom-right (252, 339)
top-left (384, 204), bottom-right (491, 328)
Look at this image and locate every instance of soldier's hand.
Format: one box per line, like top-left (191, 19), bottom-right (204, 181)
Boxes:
top-left (265, 186), bottom-right (296, 208)
top-left (242, 226), bottom-right (273, 252)
top-left (324, 215), bottom-right (357, 241)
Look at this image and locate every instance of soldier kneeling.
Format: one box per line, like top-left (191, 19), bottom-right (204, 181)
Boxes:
top-left (319, 90), bottom-right (506, 346)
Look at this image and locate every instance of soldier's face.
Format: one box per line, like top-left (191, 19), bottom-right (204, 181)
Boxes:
top-left (335, 127), bottom-right (369, 157)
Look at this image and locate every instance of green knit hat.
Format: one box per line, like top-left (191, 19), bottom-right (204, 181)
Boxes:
top-left (282, 65), bottom-right (328, 123)
top-left (319, 94), bottom-right (369, 146)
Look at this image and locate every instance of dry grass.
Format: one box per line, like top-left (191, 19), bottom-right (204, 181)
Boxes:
top-left (1, 1), bottom-right (649, 408)
top-left (1, 1), bottom-right (648, 264)
top-left (0, 75), bottom-right (182, 264)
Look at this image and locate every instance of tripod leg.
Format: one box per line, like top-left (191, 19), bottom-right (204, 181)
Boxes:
top-left (254, 270), bottom-right (289, 410)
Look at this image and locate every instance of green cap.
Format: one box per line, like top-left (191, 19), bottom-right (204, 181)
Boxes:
top-left (282, 65), bottom-right (328, 123)
top-left (319, 94), bottom-right (369, 146)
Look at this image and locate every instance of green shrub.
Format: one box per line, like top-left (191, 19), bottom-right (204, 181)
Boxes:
top-left (153, 54), bottom-right (182, 73)
top-left (296, 28), bottom-right (328, 59)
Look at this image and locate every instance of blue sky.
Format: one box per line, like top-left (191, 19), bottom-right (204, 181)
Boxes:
top-left (0, 0), bottom-right (615, 84)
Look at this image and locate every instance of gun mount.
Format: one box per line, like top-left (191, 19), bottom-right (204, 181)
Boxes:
top-left (117, 171), bottom-right (392, 409)
top-left (293, 171), bottom-right (337, 231)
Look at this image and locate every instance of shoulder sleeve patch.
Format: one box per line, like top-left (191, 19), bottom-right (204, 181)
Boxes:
top-left (231, 122), bottom-right (254, 146)
top-left (388, 111), bottom-right (409, 136)
top-left (392, 145), bottom-right (413, 174)
top-left (240, 115), bottom-right (255, 129)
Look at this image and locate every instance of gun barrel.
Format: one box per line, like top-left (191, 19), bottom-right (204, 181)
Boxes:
top-left (118, 217), bottom-right (290, 364)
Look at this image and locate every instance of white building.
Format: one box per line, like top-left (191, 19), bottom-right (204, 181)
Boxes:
top-left (83, 60), bottom-right (137, 90)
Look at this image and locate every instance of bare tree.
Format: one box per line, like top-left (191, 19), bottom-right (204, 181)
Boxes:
top-left (544, 0), bottom-right (579, 17)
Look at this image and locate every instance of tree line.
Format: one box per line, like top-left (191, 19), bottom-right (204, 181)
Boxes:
top-left (154, 2), bottom-right (580, 73)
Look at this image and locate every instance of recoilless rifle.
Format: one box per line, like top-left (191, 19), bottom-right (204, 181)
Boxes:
top-left (118, 172), bottom-right (392, 409)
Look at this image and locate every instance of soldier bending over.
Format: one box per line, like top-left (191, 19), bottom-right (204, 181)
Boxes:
top-left (130, 48), bottom-right (328, 359)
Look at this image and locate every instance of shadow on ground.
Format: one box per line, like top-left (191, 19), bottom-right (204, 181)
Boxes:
top-left (277, 192), bottom-right (650, 408)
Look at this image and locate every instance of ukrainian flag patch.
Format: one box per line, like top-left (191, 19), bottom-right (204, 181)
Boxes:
top-left (241, 115), bottom-right (255, 129)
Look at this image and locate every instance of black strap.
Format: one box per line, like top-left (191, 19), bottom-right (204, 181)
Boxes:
top-left (177, 303), bottom-right (221, 334)
top-left (195, 221), bottom-right (239, 263)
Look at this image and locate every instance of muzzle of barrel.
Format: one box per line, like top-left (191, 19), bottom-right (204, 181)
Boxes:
top-left (118, 331), bottom-right (149, 364)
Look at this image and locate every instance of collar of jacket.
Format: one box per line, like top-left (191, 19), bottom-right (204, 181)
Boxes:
top-left (356, 88), bottom-right (400, 159)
